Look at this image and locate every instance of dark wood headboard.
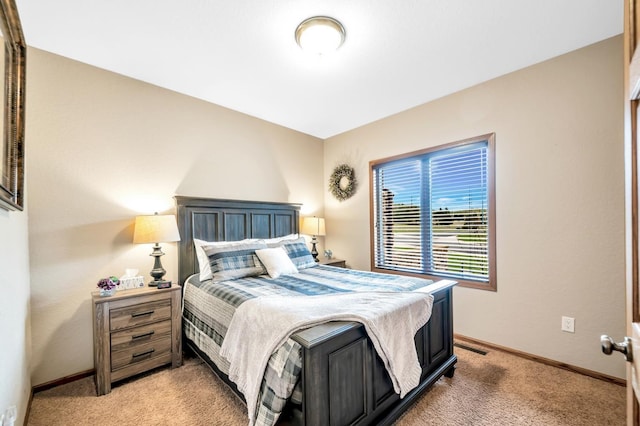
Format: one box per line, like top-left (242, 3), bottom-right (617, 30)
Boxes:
top-left (175, 196), bottom-right (301, 285)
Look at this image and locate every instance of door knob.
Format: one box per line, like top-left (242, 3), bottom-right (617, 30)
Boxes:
top-left (601, 335), bottom-right (633, 362)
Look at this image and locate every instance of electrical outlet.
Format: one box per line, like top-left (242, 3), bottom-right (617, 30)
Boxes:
top-left (561, 316), bottom-right (575, 333)
top-left (2, 405), bottom-right (16, 426)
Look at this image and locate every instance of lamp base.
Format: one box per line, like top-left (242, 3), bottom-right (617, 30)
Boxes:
top-left (148, 243), bottom-right (168, 286)
top-left (310, 238), bottom-right (319, 262)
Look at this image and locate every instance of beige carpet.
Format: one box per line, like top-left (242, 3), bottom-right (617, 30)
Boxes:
top-left (27, 343), bottom-right (625, 425)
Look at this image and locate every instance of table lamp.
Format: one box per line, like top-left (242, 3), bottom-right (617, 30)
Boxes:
top-left (133, 213), bottom-right (181, 286)
top-left (301, 216), bottom-right (326, 262)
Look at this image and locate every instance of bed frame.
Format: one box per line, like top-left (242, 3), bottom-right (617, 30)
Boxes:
top-left (176, 196), bottom-right (457, 426)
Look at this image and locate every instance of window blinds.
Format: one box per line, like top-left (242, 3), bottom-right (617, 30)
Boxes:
top-left (429, 145), bottom-right (488, 280)
top-left (373, 142), bottom-right (489, 282)
top-left (373, 158), bottom-right (424, 272)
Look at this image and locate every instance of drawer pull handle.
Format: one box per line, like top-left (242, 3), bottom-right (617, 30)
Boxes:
top-left (132, 349), bottom-right (155, 359)
top-left (132, 331), bottom-right (155, 340)
top-left (131, 310), bottom-right (155, 318)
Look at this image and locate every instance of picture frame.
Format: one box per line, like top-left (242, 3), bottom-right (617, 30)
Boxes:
top-left (0, 0), bottom-right (25, 211)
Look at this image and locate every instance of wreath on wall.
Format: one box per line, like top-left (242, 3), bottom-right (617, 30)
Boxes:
top-left (329, 164), bottom-right (357, 201)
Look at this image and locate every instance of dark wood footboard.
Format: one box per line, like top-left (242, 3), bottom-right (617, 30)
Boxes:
top-left (288, 283), bottom-right (456, 426)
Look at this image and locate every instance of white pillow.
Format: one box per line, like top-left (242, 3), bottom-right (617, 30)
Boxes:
top-left (194, 238), bottom-right (259, 282)
top-left (255, 247), bottom-right (299, 279)
top-left (261, 233), bottom-right (299, 244)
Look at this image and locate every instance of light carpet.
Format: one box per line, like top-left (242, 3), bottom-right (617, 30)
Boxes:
top-left (27, 342), bottom-right (625, 425)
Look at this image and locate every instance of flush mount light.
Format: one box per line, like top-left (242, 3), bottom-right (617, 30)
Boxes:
top-left (295, 16), bottom-right (346, 55)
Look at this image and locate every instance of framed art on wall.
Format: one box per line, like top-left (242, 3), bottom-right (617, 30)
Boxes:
top-left (0, 0), bottom-right (25, 211)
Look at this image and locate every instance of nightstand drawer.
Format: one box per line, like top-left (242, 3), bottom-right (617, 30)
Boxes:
top-left (110, 320), bottom-right (172, 351)
top-left (111, 336), bottom-right (172, 371)
top-left (110, 299), bottom-right (171, 331)
top-left (110, 352), bottom-right (174, 384)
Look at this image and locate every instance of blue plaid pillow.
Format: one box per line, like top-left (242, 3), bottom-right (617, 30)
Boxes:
top-left (203, 242), bottom-right (267, 282)
top-left (268, 237), bottom-right (317, 270)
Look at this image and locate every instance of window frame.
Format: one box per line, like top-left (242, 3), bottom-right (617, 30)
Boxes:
top-left (369, 133), bottom-right (496, 291)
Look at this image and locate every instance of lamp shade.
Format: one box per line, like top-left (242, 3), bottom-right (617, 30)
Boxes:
top-left (301, 217), bottom-right (326, 237)
top-left (133, 213), bottom-right (181, 244)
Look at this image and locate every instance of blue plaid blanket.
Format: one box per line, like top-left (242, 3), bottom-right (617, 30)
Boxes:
top-left (182, 264), bottom-right (434, 426)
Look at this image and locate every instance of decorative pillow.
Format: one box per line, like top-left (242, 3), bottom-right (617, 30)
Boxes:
top-left (201, 241), bottom-right (267, 282)
top-left (268, 237), bottom-right (317, 270)
top-left (194, 238), bottom-right (259, 282)
top-left (255, 247), bottom-right (299, 279)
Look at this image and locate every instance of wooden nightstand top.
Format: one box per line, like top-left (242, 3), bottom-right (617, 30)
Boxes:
top-left (319, 258), bottom-right (346, 268)
top-left (92, 285), bottom-right (181, 305)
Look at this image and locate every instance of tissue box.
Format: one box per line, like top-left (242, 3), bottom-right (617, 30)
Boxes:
top-left (119, 275), bottom-right (145, 290)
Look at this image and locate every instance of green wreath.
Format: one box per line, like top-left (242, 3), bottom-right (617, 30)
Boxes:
top-left (329, 164), bottom-right (357, 201)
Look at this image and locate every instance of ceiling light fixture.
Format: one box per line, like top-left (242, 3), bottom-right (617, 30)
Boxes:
top-left (295, 16), bottom-right (346, 55)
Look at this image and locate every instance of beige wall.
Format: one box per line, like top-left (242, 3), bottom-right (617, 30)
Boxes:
top-left (324, 36), bottom-right (626, 378)
top-left (26, 47), bottom-right (324, 385)
top-left (0, 209), bottom-right (31, 424)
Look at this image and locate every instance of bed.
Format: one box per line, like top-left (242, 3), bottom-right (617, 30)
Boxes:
top-left (176, 196), bottom-right (457, 426)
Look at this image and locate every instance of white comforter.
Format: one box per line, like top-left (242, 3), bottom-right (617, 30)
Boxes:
top-left (219, 291), bottom-right (434, 426)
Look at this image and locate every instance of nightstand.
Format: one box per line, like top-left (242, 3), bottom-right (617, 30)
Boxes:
top-left (92, 285), bottom-right (182, 396)
top-left (319, 258), bottom-right (346, 268)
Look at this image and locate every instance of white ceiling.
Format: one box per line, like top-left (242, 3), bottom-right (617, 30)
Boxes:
top-left (16, 1), bottom-right (623, 139)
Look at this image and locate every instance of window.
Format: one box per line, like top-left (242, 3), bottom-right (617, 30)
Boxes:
top-left (370, 133), bottom-right (496, 291)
